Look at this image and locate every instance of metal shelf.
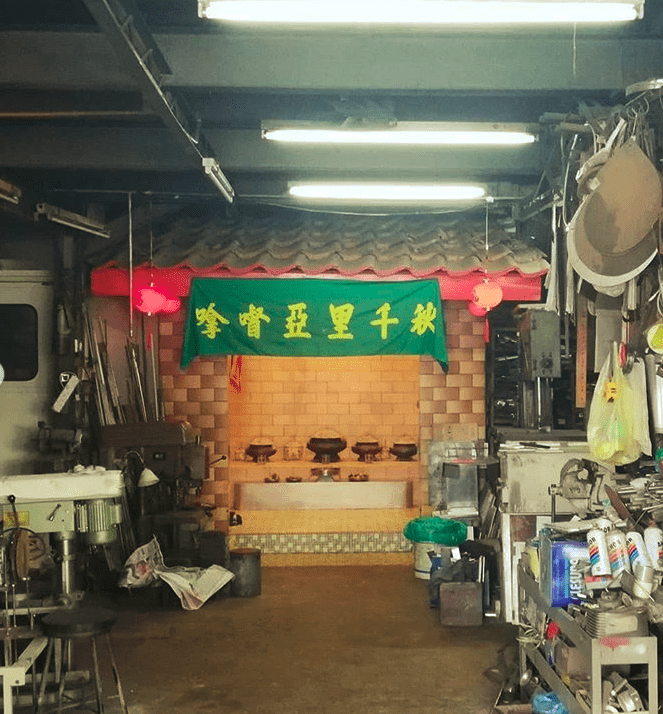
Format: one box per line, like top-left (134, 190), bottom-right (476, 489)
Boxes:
top-left (517, 561), bottom-right (658, 714)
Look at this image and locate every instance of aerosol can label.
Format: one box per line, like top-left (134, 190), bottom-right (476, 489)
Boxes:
top-left (587, 528), bottom-right (611, 576)
top-left (606, 530), bottom-right (630, 577)
top-left (626, 531), bottom-right (653, 569)
top-left (644, 526), bottom-right (663, 570)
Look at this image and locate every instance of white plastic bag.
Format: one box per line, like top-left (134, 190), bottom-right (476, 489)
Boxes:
top-left (587, 343), bottom-right (650, 464)
top-left (627, 358), bottom-right (652, 459)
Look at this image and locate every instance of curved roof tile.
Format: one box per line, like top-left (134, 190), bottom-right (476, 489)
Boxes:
top-left (94, 211), bottom-right (549, 278)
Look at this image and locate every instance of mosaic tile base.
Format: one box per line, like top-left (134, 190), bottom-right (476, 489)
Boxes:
top-left (231, 532), bottom-right (411, 554)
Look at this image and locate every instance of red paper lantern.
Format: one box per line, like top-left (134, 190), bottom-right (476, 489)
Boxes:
top-left (467, 300), bottom-right (487, 317)
top-left (134, 286), bottom-right (181, 315)
top-left (471, 280), bottom-right (503, 311)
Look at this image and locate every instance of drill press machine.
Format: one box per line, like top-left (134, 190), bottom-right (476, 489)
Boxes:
top-left (0, 466), bottom-right (124, 600)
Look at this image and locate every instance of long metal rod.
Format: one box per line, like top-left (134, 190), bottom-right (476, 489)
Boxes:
top-left (106, 633), bottom-right (129, 714)
top-left (91, 636), bottom-right (105, 714)
top-left (128, 191), bottom-right (133, 340)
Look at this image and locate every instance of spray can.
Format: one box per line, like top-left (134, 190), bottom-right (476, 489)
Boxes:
top-left (644, 524), bottom-right (663, 570)
top-left (606, 529), bottom-right (631, 578)
top-left (587, 527), bottom-right (611, 576)
top-left (626, 531), bottom-right (653, 569)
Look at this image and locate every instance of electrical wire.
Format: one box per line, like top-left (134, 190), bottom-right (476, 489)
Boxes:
top-left (516, 625), bottom-right (544, 647)
top-left (0, 526), bottom-right (48, 584)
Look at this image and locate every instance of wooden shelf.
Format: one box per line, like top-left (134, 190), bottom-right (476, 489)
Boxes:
top-left (229, 459), bottom-right (420, 484)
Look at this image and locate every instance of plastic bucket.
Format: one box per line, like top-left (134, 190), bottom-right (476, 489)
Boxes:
top-left (413, 542), bottom-right (451, 580)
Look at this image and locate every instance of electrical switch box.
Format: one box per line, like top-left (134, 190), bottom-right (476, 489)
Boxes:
top-left (518, 309), bottom-right (561, 380)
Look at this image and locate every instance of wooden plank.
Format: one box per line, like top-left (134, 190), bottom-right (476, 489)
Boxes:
top-left (576, 294), bottom-right (588, 409)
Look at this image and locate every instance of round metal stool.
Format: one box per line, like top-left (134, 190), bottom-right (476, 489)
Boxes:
top-left (37, 607), bottom-right (128, 714)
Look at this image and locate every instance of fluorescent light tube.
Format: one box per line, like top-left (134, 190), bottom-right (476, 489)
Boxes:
top-left (0, 178), bottom-right (21, 205)
top-left (199, 0), bottom-right (642, 24)
top-left (289, 184), bottom-right (486, 201)
top-left (35, 203), bottom-right (111, 238)
top-left (202, 157), bottom-right (235, 203)
top-left (264, 128), bottom-right (536, 146)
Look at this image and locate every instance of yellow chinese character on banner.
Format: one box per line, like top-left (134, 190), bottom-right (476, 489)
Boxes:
top-left (370, 302), bottom-right (399, 340)
top-left (196, 302), bottom-right (230, 339)
top-left (284, 302), bottom-right (312, 339)
top-left (411, 302), bottom-right (436, 335)
top-left (239, 303), bottom-right (271, 339)
top-left (328, 303), bottom-right (354, 340)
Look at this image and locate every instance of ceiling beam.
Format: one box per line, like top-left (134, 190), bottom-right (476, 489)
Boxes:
top-left (0, 126), bottom-right (542, 177)
top-left (0, 89), bottom-right (145, 118)
top-left (78, 0), bottom-right (234, 201)
top-left (2, 29), bottom-right (663, 93)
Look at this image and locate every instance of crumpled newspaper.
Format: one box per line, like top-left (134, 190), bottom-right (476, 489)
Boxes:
top-left (118, 536), bottom-right (235, 610)
top-left (156, 565), bottom-right (234, 610)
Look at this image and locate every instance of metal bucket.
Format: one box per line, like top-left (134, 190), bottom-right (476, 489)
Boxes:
top-left (229, 548), bottom-right (261, 597)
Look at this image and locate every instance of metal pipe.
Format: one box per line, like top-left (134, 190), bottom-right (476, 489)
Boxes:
top-left (128, 191), bottom-right (134, 340)
top-left (54, 533), bottom-right (77, 598)
top-left (535, 377), bottom-right (543, 429)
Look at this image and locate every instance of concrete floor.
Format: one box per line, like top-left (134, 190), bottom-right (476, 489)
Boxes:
top-left (101, 566), bottom-right (515, 714)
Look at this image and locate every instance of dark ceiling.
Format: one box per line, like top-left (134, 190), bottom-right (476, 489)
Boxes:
top-left (3, 0), bottom-right (663, 232)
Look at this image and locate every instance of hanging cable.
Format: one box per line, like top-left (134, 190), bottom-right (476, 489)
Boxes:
top-left (148, 194), bottom-right (154, 287)
top-left (485, 199), bottom-right (489, 260)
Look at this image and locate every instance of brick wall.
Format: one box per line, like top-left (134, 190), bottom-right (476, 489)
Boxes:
top-left (417, 302), bottom-right (486, 508)
top-left (227, 355), bottom-right (420, 459)
top-left (158, 317), bottom-right (230, 531)
top-left (158, 299), bottom-right (485, 533)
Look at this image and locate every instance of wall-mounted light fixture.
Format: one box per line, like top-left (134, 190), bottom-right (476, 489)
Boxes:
top-left (289, 183), bottom-right (486, 201)
top-left (34, 203), bottom-right (111, 238)
top-left (263, 121), bottom-right (538, 146)
top-left (0, 178), bottom-right (22, 205)
top-left (199, 0), bottom-right (643, 24)
top-left (202, 157), bottom-right (235, 203)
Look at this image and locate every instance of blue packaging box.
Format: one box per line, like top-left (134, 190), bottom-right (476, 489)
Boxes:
top-left (539, 530), bottom-right (589, 607)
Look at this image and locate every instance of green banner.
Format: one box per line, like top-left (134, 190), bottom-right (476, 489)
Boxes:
top-left (181, 278), bottom-right (447, 368)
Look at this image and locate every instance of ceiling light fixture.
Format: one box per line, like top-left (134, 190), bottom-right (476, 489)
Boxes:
top-left (202, 157), bottom-right (235, 203)
top-left (289, 184), bottom-right (486, 201)
top-left (34, 203), bottom-right (111, 238)
top-left (199, 0), bottom-right (642, 24)
top-left (263, 121), bottom-right (538, 146)
top-left (0, 178), bottom-right (22, 205)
